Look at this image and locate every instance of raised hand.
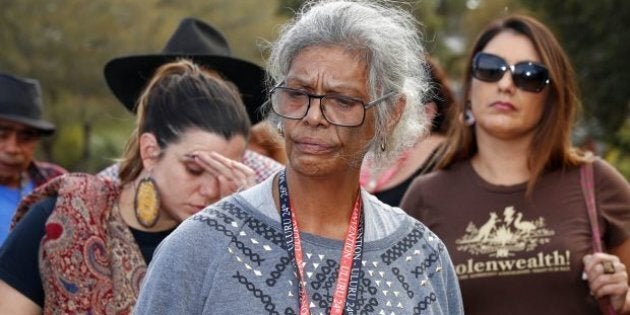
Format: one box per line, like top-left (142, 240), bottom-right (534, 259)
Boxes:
top-left (184, 151), bottom-right (256, 198)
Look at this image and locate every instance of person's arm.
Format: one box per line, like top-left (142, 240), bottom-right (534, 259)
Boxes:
top-left (0, 196), bottom-right (56, 313)
top-left (612, 240), bottom-right (630, 314)
top-left (0, 280), bottom-right (40, 314)
top-left (582, 160), bottom-right (630, 314)
top-left (437, 240), bottom-right (464, 314)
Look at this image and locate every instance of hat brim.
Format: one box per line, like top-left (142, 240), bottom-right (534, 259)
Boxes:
top-left (0, 113), bottom-right (55, 135)
top-left (104, 54), bottom-right (267, 124)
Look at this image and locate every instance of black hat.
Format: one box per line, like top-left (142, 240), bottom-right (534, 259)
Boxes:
top-left (104, 17), bottom-right (266, 124)
top-left (0, 73), bottom-right (55, 134)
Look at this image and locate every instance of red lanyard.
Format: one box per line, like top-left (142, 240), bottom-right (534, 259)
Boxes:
top-left (279, 170), bottom-right (364, 315)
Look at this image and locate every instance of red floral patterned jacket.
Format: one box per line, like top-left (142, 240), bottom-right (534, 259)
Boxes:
top-left (13, 173), bottom-right (145, 315)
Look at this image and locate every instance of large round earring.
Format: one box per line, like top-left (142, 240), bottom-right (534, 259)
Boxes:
top-left (134, 176), bottom-right (160, 228)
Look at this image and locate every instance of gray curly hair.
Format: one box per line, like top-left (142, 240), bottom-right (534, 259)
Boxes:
top-left (264, 0), bottom-right (429, 167)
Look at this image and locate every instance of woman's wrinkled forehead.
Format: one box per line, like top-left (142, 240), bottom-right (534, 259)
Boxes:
top-left (285, 45), bottom-right (369, 95)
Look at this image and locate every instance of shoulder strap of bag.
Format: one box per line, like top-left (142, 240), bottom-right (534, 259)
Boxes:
top-left (580, 162), bottom-right (603, 252)
top-left (580, 162), bottom-right (618, 315)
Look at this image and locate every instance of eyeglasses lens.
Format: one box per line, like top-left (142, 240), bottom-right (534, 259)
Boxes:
top-left (271, 89), bottom-right (308, 119)
top-left (270, 87), bottom-right (365, 127)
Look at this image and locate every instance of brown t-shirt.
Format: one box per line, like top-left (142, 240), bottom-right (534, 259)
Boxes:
top-left (400, 159), bottom-right (630, 315)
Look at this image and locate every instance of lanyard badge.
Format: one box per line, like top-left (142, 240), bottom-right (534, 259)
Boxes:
top-left (278, 170), bottom-right (365, 315)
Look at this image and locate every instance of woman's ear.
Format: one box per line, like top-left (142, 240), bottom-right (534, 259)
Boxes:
top-left (139, 133), bottom-right (161, 171)
top-left (424, 102), bottom-right (438, 123)
top-left (386, 95), bottom-right (406, 132)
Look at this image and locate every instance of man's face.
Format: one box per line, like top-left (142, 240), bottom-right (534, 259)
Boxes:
top-left (0, 118), bottom-right (41, 187)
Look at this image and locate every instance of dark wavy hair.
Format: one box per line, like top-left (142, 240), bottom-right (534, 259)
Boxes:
top-left (119, 59), bottom-right (251, 185)
top-left (423, 57), bottom-right (456, 134)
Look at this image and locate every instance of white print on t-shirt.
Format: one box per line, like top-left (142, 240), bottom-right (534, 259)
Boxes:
top-left (453, 206), bottom-right (571, 279)
top-left (456, 206), bottom-right (554, 258)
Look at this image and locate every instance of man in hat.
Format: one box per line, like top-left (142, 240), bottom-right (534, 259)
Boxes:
top-left (100, 17), bottom-right (283, 183)
top-left (0, 72), bottom-right (66, 244)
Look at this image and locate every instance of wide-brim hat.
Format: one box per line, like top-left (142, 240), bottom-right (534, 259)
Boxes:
top-left (104, 17), bottom-right (266, 124)
top-left (0, 73), bottom-right (55, 134)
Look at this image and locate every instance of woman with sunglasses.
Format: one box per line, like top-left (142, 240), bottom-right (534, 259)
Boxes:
top-left (134, 1), bottom-right (464, 314)
top-left (401, 14), bottom-right (630, 314)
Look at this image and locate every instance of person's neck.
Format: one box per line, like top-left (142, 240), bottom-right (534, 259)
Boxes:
top-left (472, 133), bottom-right (531, 185)
top-left (381, 133), bottom-right (445, 189)
top-left (118, 181), bottom-right (178, 232)
top-left (276, 167), bottom-right (362, 240)
top-left (0, 173), bottom-right (23, 189)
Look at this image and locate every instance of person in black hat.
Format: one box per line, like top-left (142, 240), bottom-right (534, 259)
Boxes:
top-left (0, 72), bottom-right (66, 244)
top-left (99, 17), bottom-right (283, 183)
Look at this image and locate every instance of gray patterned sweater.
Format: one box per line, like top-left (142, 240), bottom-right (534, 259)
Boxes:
top-left (134, 176), bottom-right (463, 315)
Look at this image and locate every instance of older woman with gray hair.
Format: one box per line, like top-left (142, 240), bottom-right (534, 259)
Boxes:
top-left (135, 1), bottom-right (463, 314)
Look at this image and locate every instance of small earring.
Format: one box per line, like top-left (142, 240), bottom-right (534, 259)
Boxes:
top-left (380, 140), bottom-right (386, 152)
top-left (276, 121), bottom-right (284, 137)
top-left (134, 176), bottom-right (160, 228)
top-left (464, 108), bottom-right (476, 126)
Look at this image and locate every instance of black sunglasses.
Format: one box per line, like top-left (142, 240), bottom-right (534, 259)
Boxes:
top-left (472, 52), bottom-right (550, 93)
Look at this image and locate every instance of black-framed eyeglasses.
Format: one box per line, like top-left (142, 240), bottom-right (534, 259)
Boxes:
top-left (269, 84), bottom-right (396, 127)
top-left (472, 52), bottom-right (551, 93)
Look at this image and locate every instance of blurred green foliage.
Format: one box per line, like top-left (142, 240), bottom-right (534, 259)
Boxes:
top-left (1, 0), bottom-right (286, 172)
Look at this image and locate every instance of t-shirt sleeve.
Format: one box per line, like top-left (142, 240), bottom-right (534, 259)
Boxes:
top-left (437, 239), bottom-right (465, 314)
top-left (400, 175), bottom-right (427, 221)
top-left (135, 212), bottom-right (222, 314)
top-left (0, 196), bottom-right (56, 307)
top-left (593, 159), bottom-right (630, 248)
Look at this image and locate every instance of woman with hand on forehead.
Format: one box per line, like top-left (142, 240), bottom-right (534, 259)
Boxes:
top-left (134, 1), bottom-right (463, 314)
top-left (0, 59), bottom-right (256, 314)
top-left (401, 14), bottom-right (630, 314)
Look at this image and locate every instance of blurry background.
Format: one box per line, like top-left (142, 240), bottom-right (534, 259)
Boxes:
top-left (1, 0), bottom-right (628, 178)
